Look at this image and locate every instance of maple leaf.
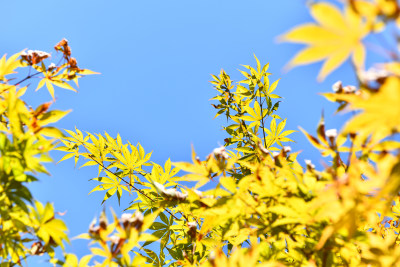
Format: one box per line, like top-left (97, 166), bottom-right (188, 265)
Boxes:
top-left (345, 77), bottom-right (400, 138)
top-left (325, 77), bottom-right (400, 141)
top-left (279, 2), bottom-right (370, 81)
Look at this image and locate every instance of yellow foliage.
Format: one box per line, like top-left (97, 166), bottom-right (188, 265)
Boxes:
top-left (280, 2), bottom-right (370, 81)
top-left (3, 0), bottom-right (400, 266)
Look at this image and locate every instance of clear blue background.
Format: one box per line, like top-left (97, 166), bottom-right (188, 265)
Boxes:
top-left (1, 0), bottom-right (378, 264)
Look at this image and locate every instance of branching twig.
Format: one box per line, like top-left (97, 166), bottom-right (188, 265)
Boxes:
top-left (13, 72), bottom-right (41, 86)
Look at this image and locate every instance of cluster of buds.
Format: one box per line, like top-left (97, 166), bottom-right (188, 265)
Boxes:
top-left (54, 38), bottom-right (79, 70)
top-left (257, 142), bottom-right (292, 159)
top-left (358, 67), bottom-right (391, 84)
top-left (211, 146), bottom-right (229, 160)
top-left (154, 182), bottom-right (188, 201)
top-left (21, 50), bottom-right (50, 65)
top-left (30, 241), bottom-right (44, 255)
top-left (332, 81), bottom-right (357, 94)
top-left (187, 221), bottom-right (197, 239)
top-left (271, 146), bottom-right (292, 159)
top-left (54, 38), bottom-right (71, 59)
top-left (120, 211), bottom-right (144, 231)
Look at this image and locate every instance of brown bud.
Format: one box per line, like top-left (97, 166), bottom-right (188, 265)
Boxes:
top-left (69, 57), bottom-right (78, 69)
top-left (188, 222), bottom-right (197, 239)
top-left (64, 46), bottom-right (71, 57)
top-left (30, 242), bottom-right (44, 255)
top-left (89, 218), bottom-right (100, 235)
top-left (34, 102), bottom-right (52, 117)
top-left (55, 38), bottom-right (68, 49)
top-left (130, 211), bottom-right (144, 230)
top-left (99, 216), bottom-right (107, 230)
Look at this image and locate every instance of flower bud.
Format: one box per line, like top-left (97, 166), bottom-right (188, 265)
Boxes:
top-left (325, 129), bottom-right (337, 147)
top-left (30, 242), bottom-right (44, 255)
top-left (343, 85), bottom-right (356, 94)
top-left (69, 57), bottom-right (78, 68)
top-left (187, 221), bottom-right (197, 239)
top-left (212, 146), bottom-right (229, 159)
top-left (48, 63), bottom-right (56, 71)
top-left (89, 218), bottom-right (100, 235)
top-left (110, 235), bottom-right (120, 245)
top-left (283, 146), bottom-right (292, 153)
top-left (325, 129), bottom-right (337, 138)
top-left (130, 210), bottom-right (144, 230)
top-left (305, 159), bottom-right (315, 170)
top-left (332, 81), bottom-right (343, 93)
top-left (99, 215), bottom-right (107, 230)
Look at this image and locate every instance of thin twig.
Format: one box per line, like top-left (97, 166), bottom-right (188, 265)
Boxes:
top-left (13, 72), bottom-right (41, 86)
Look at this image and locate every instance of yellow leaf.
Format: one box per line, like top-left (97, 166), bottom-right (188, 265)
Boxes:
top-left (352, 0), bottom-right (379, 18)
top-left (36, 78), bottom-right (46, 91)
top-left (78, 255), bottom-right (93, 267)
top-left (352, 42), bottom-right (366, 68)
top-left (280, 2), bottom-right (369, 81)
top-left (45, 80), bottom-right (55, 100)
top-left (318, 47), bottom-right (351, 81)
top-left (51, 80), bottom-right (77, 92)
top-left (0, 52), bottom-right (23, 80)
top-left (310, 2), bottom-right (348, 31)
top-left (78, 69), bottom-right (100, 75)
top-left (278, 24), bottom-right (340, 44)
top-left (344, 77), bottom-right (400, 139)
top-left (287, 45), bottom-right (338, 67)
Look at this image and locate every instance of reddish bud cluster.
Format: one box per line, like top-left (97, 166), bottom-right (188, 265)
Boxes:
top-left (30, 241), bottom-right (44, 255)
top-left (120, 211), bottom-right (144, 231)
top-left (21, 50), bottom-right (50, 65)
top-left (332, 81), bottom-right (358, 94)
top-left (54, 38), bottom-right (79, 70)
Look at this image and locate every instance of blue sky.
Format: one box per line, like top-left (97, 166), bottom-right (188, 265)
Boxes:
top-left (1, 0), bottom-right (378, 264)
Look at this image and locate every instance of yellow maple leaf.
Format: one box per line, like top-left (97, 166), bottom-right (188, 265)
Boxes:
top-left (279, 2), bottom-right (371, 81)
top-left (0, 52), bottom-right (23, 81)
top-left (346, 77), bottom-right (400, 138)
top-left (328, 77), bottom-right (400, 141)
